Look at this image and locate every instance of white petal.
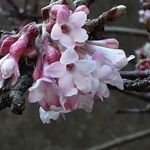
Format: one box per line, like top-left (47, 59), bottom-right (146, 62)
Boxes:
top-left (72, 28), bottom-right (88, 43)
top-left (75, 59), bottom-right (96, 75)
top-left (51, 24), bottom-right (62, 40)
top-left (60, 34), bottom-right (75, 48)
top-left (59, 72), bottom-right (77, 96)
top-left (74, 71), bottom-right (92, 93)
top-left (68, 11), bottom-right (87, 27)
top-left (45, 62), bottom-right (66, 78)
top-left (60, 48), bottom-right (78, 65)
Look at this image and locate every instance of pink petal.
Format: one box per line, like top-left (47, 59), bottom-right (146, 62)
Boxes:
top-left (60, 48), bottom-right (78, 65)
top-left (97, 81), bottom-right (110, 98)
top-left (99, 46), bottom-right (128, 69)
top-left (45, 61), bottom-right (66, 78)
top-left (72, 28), bottom-right (88, 43)
top-left (75, 5), bottom-right (90, 15)
top-left (91, 77), bottom-right (99, 95)
top-left (56, 7), bottom-right (70, 24)
top-left (74, 71), bottom-right (92, 93)
top-left (105, 69), bottom-right (124, 90)
top-left (68, 11), bottom-right (87, 27)
top-left (60, 34), bottom-right (75, 48)
top-left (98, 65), bottom-right (112, 79)
top-left (11, 65), bottom-right (20, 86)
top-left (28, 78), bottom-right (52, 103)
top-left (51, 24), bottom-right (62, 40)
top-left (75, 59), bottom-right (96, 75)
top-left (58, 72), bottom-right (77, 96)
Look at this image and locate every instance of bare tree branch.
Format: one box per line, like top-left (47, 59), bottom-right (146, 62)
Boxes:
top-left (74, 0), bottom-right (96, 7)
top-left (116, 104), bottom-right (150, 114)
top-left (88, 128), bottom-right (150, 150)
top-left (124, 77), bottom-right (150, 92)
top-left (120, 70), bottom-right (150, 80)
top-left (105, 26), bottom-right (150, 37)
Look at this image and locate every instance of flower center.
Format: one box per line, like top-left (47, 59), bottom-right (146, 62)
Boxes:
top-left (66, 63), bottom-right (75, 72)
top-left (61, 24), bottom-right (70, 34)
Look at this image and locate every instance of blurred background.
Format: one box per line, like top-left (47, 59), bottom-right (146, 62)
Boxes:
top-left (0, 0), bottom-right (149, 150)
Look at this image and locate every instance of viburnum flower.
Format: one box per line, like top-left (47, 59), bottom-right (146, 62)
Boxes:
top-left (45, 48), bottom-right (96, 96)
top-left (50, 4), bottom-right (88, 48)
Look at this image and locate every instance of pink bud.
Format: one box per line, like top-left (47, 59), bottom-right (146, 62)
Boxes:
top-left (87, 38), bottom-right (119, 49)
top-left (0, 36), bottom-right (18, 56)
top-left (75, 5), bottom-right (90, 15)
top-left (9, 33), bottom-right (29, 59)
top-left (26, 24), bottom-right (39, 39)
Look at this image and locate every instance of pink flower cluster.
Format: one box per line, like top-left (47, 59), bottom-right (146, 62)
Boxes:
top-left (139, 0), bottom-right (150, 23)
top-left (0, 4), bottom-right (134, 123)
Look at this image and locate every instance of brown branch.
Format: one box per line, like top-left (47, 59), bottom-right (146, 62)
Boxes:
top-left (120, 70), bottom-right (150, 80)
top-left (0, 73), bottom-right (33, 115)
top-left (88, 128), bottom-right (150, 150)
top-left (116, 104), bottom-right (150, 114)
top-left (85, 5), bottom-right (126, 39)
top-left (105, 26), bottom-right (150, 37)
top-left (124, 77), bottom-right (150, 92)
top-left (74, 0), bottom-right (96, 7)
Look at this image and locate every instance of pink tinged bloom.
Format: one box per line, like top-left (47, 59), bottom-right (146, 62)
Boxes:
top-left (87, 38), bottom-right (119, 49)
top-left (88, 44), bottom-right (134, 69)
top-left (28, 78), bottom-right (60, 111)
top-left (39, 106), bottom-right (69, 124)
top-left (0, 54), bottom-right (20, 87)
top-left (51, 5), bottom-right (88, 48)
top-left (64, 94), bottom-right (94, 112)
top-left (46, 48), bottom-right (96, 96)
top-left (39, 94), bottom-right (94, 124)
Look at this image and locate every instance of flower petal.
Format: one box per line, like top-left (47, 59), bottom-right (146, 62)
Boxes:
top-left (60, 34), bottom-right (75, 48)
top-left (68, 11), bottom-right (87, 27)
top-left (45, 61), bottom-right (66, 78)
top-left (58, 72), bottom-right (77, 96)
top-left (60, 48), bottom-right (78, 65)
top-left (72, 28), bottom-right (88, 43)
top-left (74, 71), bottom-right (92, 93)
top-left (75, 59), bottom-right (96, 75)
top-left (51, 24), bottom-right (62, 40)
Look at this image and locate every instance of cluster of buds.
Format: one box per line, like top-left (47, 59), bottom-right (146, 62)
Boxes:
top-left (139, 0), bottom-right (150, 32)
top-left (136, 42), bottom-right (150, 70)
top-left (0, 2), bottom-right (134, 123)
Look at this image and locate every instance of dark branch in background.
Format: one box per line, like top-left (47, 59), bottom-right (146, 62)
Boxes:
top-left (105, 26), bottom-right (150, 37)
top-left (5, 0), bottom-right (41, 21)
top-left (124, 77), bottom-right (150, 92)
top-left (87, 128), bottom-right (150, 150)
top-left (0, 72), bottom-right (33, 115)
top-left (116, 104), bottom-right (150, 114)
top-left (120, 70), bottom-right (150, 80)
top-left (74, 0), bottom-right (96, 7)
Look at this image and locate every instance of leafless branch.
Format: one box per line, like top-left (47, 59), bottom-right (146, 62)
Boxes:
top-left (105, 26), bottom-right (150, 37)
top-left (88, 128), bottom-right (150, 150)
top-left (120, 70), bottom-right (150, 80)
top-left (116, 104), bottom-right (150, 114)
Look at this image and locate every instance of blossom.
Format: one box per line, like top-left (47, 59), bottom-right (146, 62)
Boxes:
top-left (51, 5), bottom-right (88, 48)
top-left (39, 94), bottom-right (94, 124)
top-left (45, 48), bottom-right (96, 96)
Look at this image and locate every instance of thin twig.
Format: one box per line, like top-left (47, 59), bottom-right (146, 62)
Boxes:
top-left (120, 70), bottom-right (150, 80)
top-left (124, 77), bottom-right (150, 92)
top-left (74, 0), bottom-right (96, 7)
top-left (88, 128), bottom-right (150, 150)
top-left (105, 26), bottom-right (149, 37)
top-left (116, 104), bottom-right (150, 114)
